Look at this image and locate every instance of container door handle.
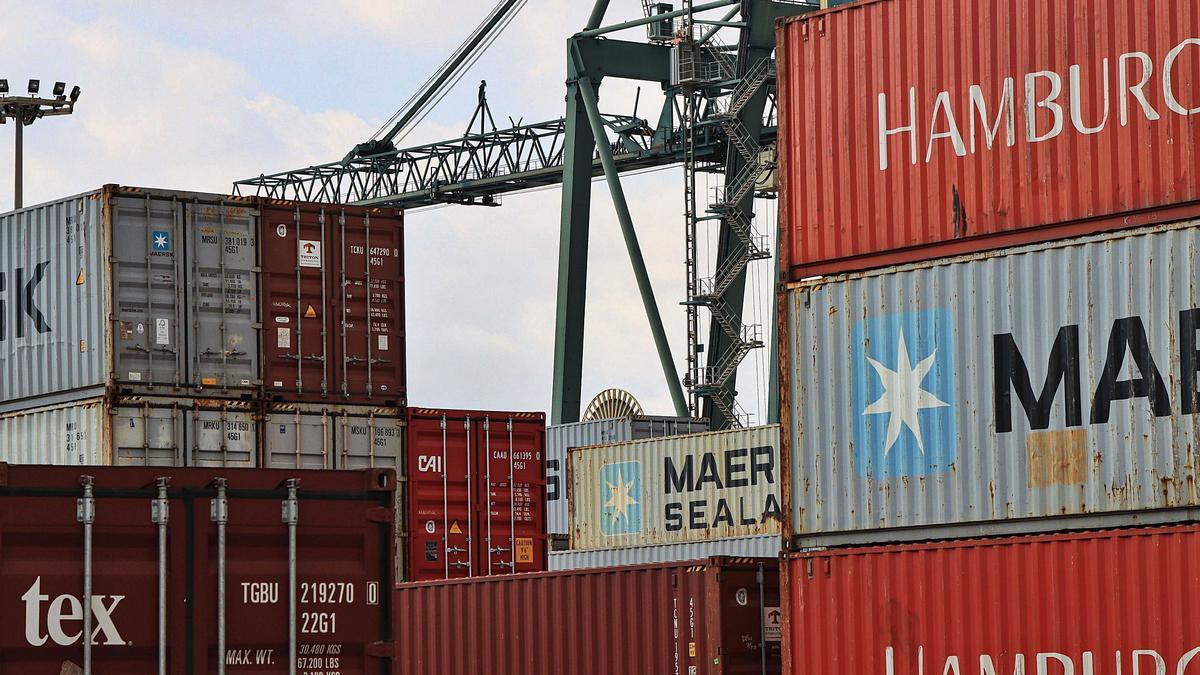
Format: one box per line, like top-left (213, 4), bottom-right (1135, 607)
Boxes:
top-left (152, 478), bottom-right (170, 675)
top-left (78, 476), bottom-right (96, 675)
top-left (211, 478), bottom-right (229, 675)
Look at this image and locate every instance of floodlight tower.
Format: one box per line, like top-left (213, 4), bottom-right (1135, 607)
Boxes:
top-left (0, 79), bottom-right (81, 209)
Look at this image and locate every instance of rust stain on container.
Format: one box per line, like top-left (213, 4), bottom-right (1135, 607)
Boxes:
top-left (1026, 429), bottom-right (1088, 487)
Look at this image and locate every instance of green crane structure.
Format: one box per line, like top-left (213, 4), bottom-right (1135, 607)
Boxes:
top-left (234, 0), bottom-right (817, 429)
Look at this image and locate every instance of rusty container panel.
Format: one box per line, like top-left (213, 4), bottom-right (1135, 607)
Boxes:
top-left (569, 425), bottom-right (782, 550)
top-left (260, 201), bottom-right (405, 406)
top-left (405, 407), bottom-right (547, 582)
top-left (0, 463), bottom-right (395, 674)
top-left (393, 558), bottom-right (781, 675)
top-left (784, 221), bottom-right (1200, 546)
top-left (782, 525), bottom-right (1200, 675)
top-left (777, 0), bottom-right (1200, 280)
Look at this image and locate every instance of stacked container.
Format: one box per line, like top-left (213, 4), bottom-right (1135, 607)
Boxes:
top-left (775, 0), bottom-right (1200, 671)
top-left (0, 186), bottom-right (406, 473)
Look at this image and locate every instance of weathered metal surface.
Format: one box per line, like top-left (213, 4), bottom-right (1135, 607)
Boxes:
top-left (393, 558), bottom-right (781, 675)
top-left (782, 525), bottom-right (1200, 675)
top-left (785, 221), bottom-right (1200, 542)
top-left (547, 415), bottom-right (709, 536)
top-left (569, 425), bottom-right (782, 550)
top-left (261, 403), bottom-right (404, 471)
top-left (0, 398), bottom-right (108, 465)
top-left (777, 0), bottom-right (1200, 280)
top-left (548, 535), bottom-right (780, 571)
top-left (0, 464), bottom-right (395, 674)
top-left (0, 192), bottom-right (108, 406)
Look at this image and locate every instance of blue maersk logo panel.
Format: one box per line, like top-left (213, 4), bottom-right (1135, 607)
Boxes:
top-left (851, 310), bottom-right (956, 478)
top-left (151, 231), bottom-right (171, 252)
top-left (599, 461), bottom-right (642, 536)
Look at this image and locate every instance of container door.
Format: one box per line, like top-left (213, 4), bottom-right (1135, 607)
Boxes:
top-left (335, 210), bottom-right (405, 405)
top-left (188, 478), bottom-right (391, 675)
top-left (187, 404), bottom-right (258, 468)
top-left (112, 401), bottom-right (186, 465)
top-left (185, 200), bottom-right (260, 394)
top-left (263, 408), bottom-right (334, 469)
top-left (110, 194), bottom-right (185, 391)
top-left (711, 564), bottom-right (782, 675)
top-left (335, 410), bottom-right (403, 471)
top-left (475, 415), bottom-right (547, 575)
top-left (261, 206), bottom-right (332, 401)
top-left (407, 414), bottom-right (474, 581)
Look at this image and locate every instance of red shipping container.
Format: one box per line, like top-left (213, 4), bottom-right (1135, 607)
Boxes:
top-left (0, 463), bottom-right (395, 674)
top-left (782, 525), bottom-right (1200, 675)
top-left (393, 558), bottom-right (782, 675)
top-left (405, 408), bottom-right (547, 581)
top-left (260, 200), bottom-right (405, 406)
top-left (777, 0), bottom-right (1200, 280)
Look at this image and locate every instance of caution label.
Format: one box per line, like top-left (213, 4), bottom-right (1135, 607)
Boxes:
top-left (449, 522), bottom-right (462, 535)
top-left (514, 538), bottom-right (534, 564)
top-left (304, 305), bottom-right (317, 319)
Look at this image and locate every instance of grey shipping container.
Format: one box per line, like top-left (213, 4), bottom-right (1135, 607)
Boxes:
top-left (783, 219), bottom-right (1200, 548)
top-left (0, 186), bottom-right (260, 411)
top-left (262, 402), bottom-right (404, 471)
top-left (0, 396), bottom-right (257, 467)
top-left (569, 425), bottom-right (781, 550)
top-left (547, 415), bottom-right (707, 537)
top-left (548, 534), bottom-right (780, 571)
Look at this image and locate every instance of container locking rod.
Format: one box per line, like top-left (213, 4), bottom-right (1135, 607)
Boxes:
top-left (152, 477), bottom-right (171, 675)
top-left (282, 478), bottom-right (300, 675)
top-left (78, 475), bottom-right (96, 675)
top-left (211, 478), bottom-right (229, 675)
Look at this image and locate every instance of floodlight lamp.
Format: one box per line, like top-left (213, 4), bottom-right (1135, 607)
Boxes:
top-left (70, 86), bottom-right (81, 103)
top-left (0, 79), bottom-right (8, 94)
top-left (27, 79), bottom-right (39, 94)
top-left (53, 81), bottom-right (65, 96)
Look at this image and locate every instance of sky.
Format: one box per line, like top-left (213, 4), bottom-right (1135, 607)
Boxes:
top-left (0, 0), bottom-right (778, 423)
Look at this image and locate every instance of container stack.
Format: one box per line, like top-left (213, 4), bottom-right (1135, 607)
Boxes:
top-left (775, 0), bottom-right (1200, 668)
top-left (0, 186), bottom-right (406, 472)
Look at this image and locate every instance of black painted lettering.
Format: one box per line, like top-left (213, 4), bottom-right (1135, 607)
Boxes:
top-left (689, 500), bottom-right (707, 530)
top-left (750, 446), bottom-right (775, 485)
top-left (994, 326), bottom-right (1082, 432)
top-left (725, 447), bottom-right (749, 488)
top-left (1092, 316), bottom-right (1171, 423)
top-left (763, 493), bottom-right (783, 522)
top-left (696, 453), bottom-right (723, 490)
top-left (665, 503), bottom-right (683, 531)
top-left (713, 499), bottom-right (735, 528)
top-left (665, 455), bottom-right (693, 494)
top-left (1180, 309), bottom-right (1200, 415)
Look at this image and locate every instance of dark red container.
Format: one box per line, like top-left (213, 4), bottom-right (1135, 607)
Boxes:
top-left (393, 558), bottom-right (781, 675)
top-left (782, 525), bottom-right (1200, 675)
top-left (405, 407), bottom-right (547, 582)
top-left (0, 463), bottom-right (395, 674)
top-left (777, 0), bottom-right (1200, 281)
top-left (260, 200), bottom-right (405, 406)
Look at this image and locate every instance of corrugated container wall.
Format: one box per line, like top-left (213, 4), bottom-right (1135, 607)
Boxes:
top-left (260, 201), bottom-right (405, 407)
top-left (0, 397), bottom-right (258, 467)
top-left (0, 464), bottom-right (395, 674)
top-left (406, 408), bottom-right (547, 581)
top-left (393, 558), bottom-right (782, 675)
top-left (549, 535), bottom-right (780, 571)
top-left (547, 415), bottom-right (708, 537)
top-left (784, 221), bottom-right (1200, 546)
top-left (569, 425), bottom-right (781, 550)
top-left (0, 186), bottom-right (261, 410)
top-left (777, 0), bottom-right (1200, 280)
top-left (783, 525), bottom-right (1200, 675)
top-left (261, 403), bottom-right (404, 472)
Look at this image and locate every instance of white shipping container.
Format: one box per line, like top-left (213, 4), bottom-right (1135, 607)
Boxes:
top-left (547, 416), bottom-right (707, 536)
top-left (568, 425), bottom-right (781, 550)
top-left (785, 219), bottom-right (1200, 546)
top-left (548, 535), bottom-right (780, 571)
top-left (0, 396), bottom-right (257, 467)
top-left (262, 403), bottom-right (404, 471)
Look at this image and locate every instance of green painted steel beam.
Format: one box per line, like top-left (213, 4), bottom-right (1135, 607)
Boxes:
top-left (572, 37), bottom-right (672, 83)
top-left (585, 0), bottom-right (610, 30)
top-left (576, 75), bottom-right (690, 418)
top-left (577, 0), bottom-right (740, 38)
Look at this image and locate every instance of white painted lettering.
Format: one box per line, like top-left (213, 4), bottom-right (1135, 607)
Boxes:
top-left (47, 595), bottom-right (83, 646)
top-left (1070, 60), bottom-right (1112, 134)
top-left (1025, 71), bottom-right (1065, 142)
top-left (943, 655), bottom-right (962, 675)
top-left (969, 79), bottom-right (1016, 152)
top-left (1177, 647), bottom-right (1200, 675)
top-left (878, 87), bottom-right (919, 170)
top-left (1118, 52), bottom-right (1160, 125)
top-left (1134, 651), bottom-right (1167, 675)
top-left (926, 91), bottom-right (968, 162)
top-left (1164, 39), bottom-right (1200, 115)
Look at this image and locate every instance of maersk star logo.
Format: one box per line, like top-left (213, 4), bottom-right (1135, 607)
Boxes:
top-left (599, 461), bottom-right (642, 536)
top-left (151, 231), bottom-right (171, 252)
top-left (851, 310), bottom-right (955, 477)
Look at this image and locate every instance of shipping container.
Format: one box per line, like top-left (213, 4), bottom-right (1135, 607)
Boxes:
top-left (782, 525), bottom-right (1200, 675)
top-left (547, 415), bottom-right (708, 538)
top-left (0, 186), bottom-right (261, 409)
top-left (405, 407), bottom-right (547, 581)
top-left (569, 425), bottom-right (781, 550)
top-left (782, 220), bottom-right (1200, 547)
top-left (260, 201), bottom-right (405, 407)
top-left (0, 463), bottom-right (395, 674)
top-left (776, 0), bottom-right (1200, 280)
top-left (394, 557), bottom-right (781, 675)
top-left (0, 396), bottom-right (257, 467)
top-left (549, 535), bottom-right (780, 571)
top-left (261, 403), bottom-right (404, 471)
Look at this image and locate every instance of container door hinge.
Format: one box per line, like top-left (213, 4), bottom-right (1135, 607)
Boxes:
top-left (366, 507), bottom-right (393, 524)
top-left (367, 642), bottom-right (395, 659)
